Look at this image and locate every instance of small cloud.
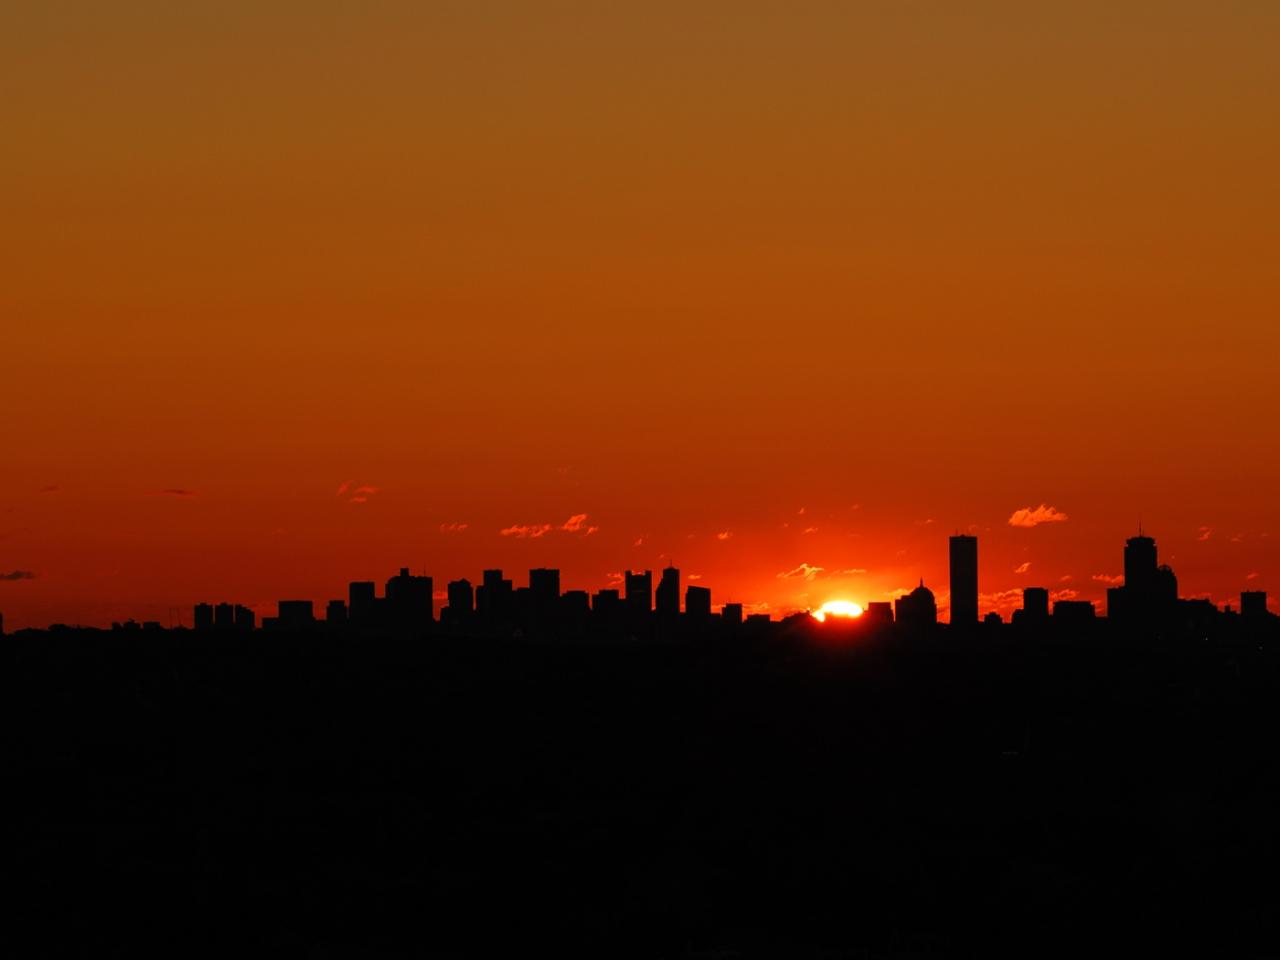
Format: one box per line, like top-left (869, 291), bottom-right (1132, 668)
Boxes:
top-left (584, 525), bottom-right (600, 536)
top-left (338, 481), bottom-right (379, 504)
top-left (850, 503), bottom-right (862, 511)
top-left (605, 571), bottom-right (624, 587)
top-left (803, 526), bottom-right (818, 534)
top-left (1050, 588), bottom-right (1079, 602)
top-left (561, 513), bottom-right (589, 532)
top-left (1008, 504), bottom-right (1069, 528)
top-left (688, 573), bottom-right (703, 581)
top-left (1197, 526), bottom-right (1213, 542)
top-left (1059, 574), bottom-right (1073, 582)
top-left (501, 523), bottom-right (552, 539)
top-left (917, 518), bottom-right (936, 526)
top-left (439, 522), bottom-right (469, 533)
top-left (835, 568), bottom-right (868, 576)
top-left (1014, 561), bottom-right (1031, 574)
top-left (716, 531), bottom-right (733, 541)
top-left (1091, 573), bottom-right (1124, 586)
top-left (778, 563), bottom-right (824, 582)
top-left (633, 536), bottom-right (646, 547)
top-left (0, 570), bottom-right (36, 581)
top-left (1247, 571), bottom-right (1260, 581)
top-left (158, 488), bottom-right (198, 497)
top-left (797, 507), bottom-right (807, 515)
top-left (39, 485), bottom-right (59, 494)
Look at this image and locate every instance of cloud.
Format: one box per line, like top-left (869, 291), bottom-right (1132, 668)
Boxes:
top-left (1008, 504), bottom-right (1069, 528)
top-left (835, 568), bottom-right (868, 576)
top-left (563, 514), bottom-right (596, 537)
top-left (338, 481), bottom-right (379, 504)
top-left (501, 523), bottom-right (553, 539)
top-left (917, 518), bottom-right (936, 526)
top-left (980, 588), bottom-right (1026, 611)
top-left (1059, 575), bottom-right (1073, 582)
top-left (1091, 573), bottom-right (1124, 586)
top-left (716, 531), bottom-right (733, 541)
top-left (158, 488), bottom-right (197, 497)
top-left (797, 507), bottom-right (806, 515)
top-left (0, 570), bottom-right (36, 581)
top-left (1050, 588), bottom-right (1079, 602)
top-left (633, 536), bottom-right (646, 547)
top-left (1197, 526), bottom-right (1213, 542)
top-left (1247, 571), bottom-right (1260, 581)
top-left (39, 485), bottom-right (59, 494)
top-left (1014, 561), bottom-right (1031, 574)
top-left (778, 563), bottom-right (824, 582)
top-left (439, 522), bottom-right (469, 533)
top-left (687, 573), bottom-right (703, 581)
top-left (803, 526), bottom-right (818, 534)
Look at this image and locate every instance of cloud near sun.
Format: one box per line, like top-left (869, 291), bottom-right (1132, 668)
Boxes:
top-left (1008, 504), bottom-right (1069, 528)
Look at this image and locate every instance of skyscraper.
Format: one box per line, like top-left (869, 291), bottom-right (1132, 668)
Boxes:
top-left (1124, 533), bottom-right (1158, 596)
top-left (625, 570), bottom-right (652, 615)
top-left (655, 565), bottom-right (680, 616)
top-left (949, 535), bottom-right (978, 625)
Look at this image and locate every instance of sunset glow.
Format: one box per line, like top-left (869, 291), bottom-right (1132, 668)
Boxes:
top-left (811, 601), bottom-right (864, 623)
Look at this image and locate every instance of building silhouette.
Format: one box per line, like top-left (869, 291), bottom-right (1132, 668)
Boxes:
top-left (625, 570), bottom-right (653, 616)
top-left (685, 584), bottom-right (711, 618)
top-left (895, 580), bottom-right (937, 631)
top-left (476, 569), bottom-right (513, 619)
top-left (1109, 529), bottom-right (1178, 622)
top-left (864, 601), bottom-right (894, 623)
top-left (1242, 590), bottom-right (1268, 619)
top-left (656, 565), bottom-right (680, 616)
top-left (721, 603), bottom-right (743, 626)
top-left (194, 603), bottom-right (214, 632)
top-left (349, 581), bottom-right (377, 625)
top-left (386, 568), bottom-right (432, 631)
top-left (1020, 587), bottom-right (1049, 623)
top-left (949, 535), bottom-right (978, 625)
top-left (445, 579), bottom-right (474, 622)
top-left (326, 599), bottom-right (347, 625)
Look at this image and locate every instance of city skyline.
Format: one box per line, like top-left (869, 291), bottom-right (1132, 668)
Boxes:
top-left (3, 525), bottom-right (1269, 634)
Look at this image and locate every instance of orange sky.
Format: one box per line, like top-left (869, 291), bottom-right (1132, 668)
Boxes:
top-left (2, 2), bottom-right (1278, 628)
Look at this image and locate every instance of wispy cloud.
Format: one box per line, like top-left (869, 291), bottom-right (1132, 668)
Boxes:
top-left (0, 570), bottom-right (36, 581)
top-left (560, 513), bottom-right (599, 535)
top-left (687, 573), bottom-right (703, 581)
top-left (337, 481), bottom-right (379, 504)
top-left (834, 568), bottom-right (868, 576)
top-left (157, 488), bottom-right (198, 497)
top-left (561, 513), bottom-right (589, 532)
top-left (1247, 571), bottom-right (1260, 581)
top-left (633, 536), bottom-right (646, 547)
top-left (803, 526), bottom-right (818, 534)
top-left (1059, 574), bottom-right (1073, 582)
top-left (778, 563), bottom-right (824, 582)
top-left (1051, 588), bottom-right (1079, 602)
top-left (439, 522), bottom-right (469, 533)
top-left (39, 485), bottom-right (59, 494)
top-left (1197, 526), bottom-right (1213, 542)
top-left (500, 523), bottom-right (553, 539)
top-left (716, 531), bottom-right (733, 541)
top-left (1014, 561), bottom-right (1031, 574)
top-left (1091, 573), bottom-right (1124, 586)
top-left (1008, 504), bottom-right (1069, 528)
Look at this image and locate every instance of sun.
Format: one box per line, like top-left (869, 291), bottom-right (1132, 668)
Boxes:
top-left (811, 600), bottom-right (864, 623)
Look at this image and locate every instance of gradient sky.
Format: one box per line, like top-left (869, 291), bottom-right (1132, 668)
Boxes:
top-left (3, 2), bottom-right (1278, 628)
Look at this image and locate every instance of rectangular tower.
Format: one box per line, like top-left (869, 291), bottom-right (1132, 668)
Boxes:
top-left (949, 535), bottom-right (978, 625)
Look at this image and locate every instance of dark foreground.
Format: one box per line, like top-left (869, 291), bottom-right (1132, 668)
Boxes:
top-left (8, 625), bottom-right (1280, 957)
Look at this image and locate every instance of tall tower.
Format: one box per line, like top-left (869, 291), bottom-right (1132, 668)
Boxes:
top-left (1124, 532), bottom-right (1158, 596)
top-left (655, 565), bottom-right (680, 615)
top-left (949, 534), bottom-right (978, 625)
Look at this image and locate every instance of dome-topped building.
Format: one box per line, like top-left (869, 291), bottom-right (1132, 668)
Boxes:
top-left (895, 578), bottom-right (938, 631)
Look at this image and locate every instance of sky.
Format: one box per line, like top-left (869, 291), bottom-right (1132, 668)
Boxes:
top-left (2, 1), bottom-right (1278, 628)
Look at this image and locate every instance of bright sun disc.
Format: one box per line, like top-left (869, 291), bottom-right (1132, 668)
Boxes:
top-left (811, 600), bottom-right (864, 622)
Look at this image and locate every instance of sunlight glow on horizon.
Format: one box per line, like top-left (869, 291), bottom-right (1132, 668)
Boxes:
top-left (811, 600), bottom-right (864, 623)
